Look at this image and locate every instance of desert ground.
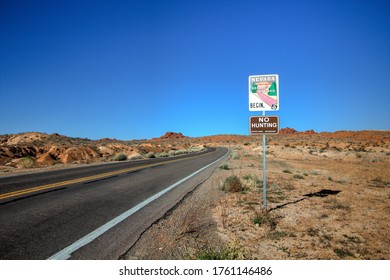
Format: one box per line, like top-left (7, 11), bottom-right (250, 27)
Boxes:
top-left (123, 130), bottom-right (390, 260)
top-left (1, 130), bottom-right (389, 259)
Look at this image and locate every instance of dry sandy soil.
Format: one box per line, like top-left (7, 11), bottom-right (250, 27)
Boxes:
top-left (123, 130), bottom-right (390, 260)
top-left (1, 130), bottom-right (389, 259)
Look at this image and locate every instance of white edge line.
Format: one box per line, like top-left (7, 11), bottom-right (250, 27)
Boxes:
top-left (48, 148), bottom-right (229, 260)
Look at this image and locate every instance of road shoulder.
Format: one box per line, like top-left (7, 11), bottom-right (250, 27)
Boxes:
top-left (122, 152), bottom-right (230, 260)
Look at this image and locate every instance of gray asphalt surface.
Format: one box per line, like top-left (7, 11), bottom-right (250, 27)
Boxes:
top-left (0, 147), bottom-right (229, 259)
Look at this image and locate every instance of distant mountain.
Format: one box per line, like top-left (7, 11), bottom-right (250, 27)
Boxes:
top-left (159, 132), bottom-right (188, 139)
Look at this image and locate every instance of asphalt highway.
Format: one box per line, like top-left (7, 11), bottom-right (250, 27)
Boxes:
top-left (0, 147), bottom-right (229, 259)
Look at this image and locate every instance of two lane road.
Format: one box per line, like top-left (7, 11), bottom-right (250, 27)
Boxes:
top-left (0, 147), bottom-right (229, 259)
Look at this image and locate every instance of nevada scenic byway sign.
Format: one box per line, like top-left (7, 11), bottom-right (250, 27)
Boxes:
top-left (249, 74), bottom-right (279, 111)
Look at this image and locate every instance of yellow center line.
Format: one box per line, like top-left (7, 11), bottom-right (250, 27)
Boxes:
top-left (0, 151), bottom-right (212, 201)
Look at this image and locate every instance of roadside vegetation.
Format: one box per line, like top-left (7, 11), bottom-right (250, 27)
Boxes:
top-left (194, 241), bottom-right (246, 260)
top-left (19, 157), bottom-right (36, 168)
top-left (112, 153), bottom-right (128, 161)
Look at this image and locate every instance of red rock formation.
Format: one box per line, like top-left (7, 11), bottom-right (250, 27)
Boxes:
top-left (279, 127), bottom-right (298, 134)
top-left (36, 153), bottom-right (57, 165)
top-left (304, 129), bottom-right (316, 134)
top-left (160, 132), bottom-right (188, 139)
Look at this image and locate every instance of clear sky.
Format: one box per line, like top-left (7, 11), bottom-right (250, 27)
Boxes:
top-left (1, 0), bottom-right (389, 140)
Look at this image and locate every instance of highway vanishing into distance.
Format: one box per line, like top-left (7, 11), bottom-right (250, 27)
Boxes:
top-left (0, 147), bottom-right (229, 259)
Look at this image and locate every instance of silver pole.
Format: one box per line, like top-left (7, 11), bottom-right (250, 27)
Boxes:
top-left (262, 110), bottom-right (267, 210)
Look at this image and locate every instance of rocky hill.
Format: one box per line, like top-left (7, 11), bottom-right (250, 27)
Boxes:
top-left (1, 129), bottom-right (389, 174)
top-left (0, 131), bottom-right (201, 172)
top-left (279, 127), bottom-right (298, 134)
top-left (160, 131), bottom-right (188, 139)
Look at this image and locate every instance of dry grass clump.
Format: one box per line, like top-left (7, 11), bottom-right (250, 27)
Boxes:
top-left (179, 206), bottom-right (202, 235)
top-left (242, 173), bottom-right (262, 190)
top-left (19, 157), bottom-right (36, 168)
top-left (326, 198), bottom-right (351, 211)
top-left (194, 241), bottom-right (246, 260)
top-left (219, 164), bottom-right (229, 170)
top-left (252, 211), bottom-right (279, 230)
top-left (112, 153), bottom-right (128, 161)
top-left (222, 175), bottom-right (244, 193)
top-left (145, 152), bottom-right (155, 158)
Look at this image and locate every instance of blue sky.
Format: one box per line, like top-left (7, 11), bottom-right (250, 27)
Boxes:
top-left (1, 0), bottom-right (389, 140)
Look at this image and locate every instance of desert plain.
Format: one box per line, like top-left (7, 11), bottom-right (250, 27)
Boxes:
top-left (1, 129), bottom-right (389, 259)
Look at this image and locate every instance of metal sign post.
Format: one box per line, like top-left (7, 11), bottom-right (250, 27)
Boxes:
top-left (262, 111), bottom-right (267, 210)
top-left (249, 115), bottom-right (279, 209)
top-left (249, 113), bottom-right (280, 210)
top-left (248, 74), bottom-right (279, 211)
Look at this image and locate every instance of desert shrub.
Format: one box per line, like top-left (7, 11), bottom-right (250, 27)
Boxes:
top-left (326, 198), bottom-right (350, 211)
top-left (222, 175), bottom-right (244, 193)
top-left (112, 153), bottom-right (127, 161)
top-left (243, 174), bottom-right (262, 189)
top-left (156, 152), bottom-right (169, 158)
top-left (219, 164), bottom-right (229, 170)
top-left (180, 206), bottom-right (201, 234)
top-left (195, 242), bottom-right (245, 260)
top-left (267, 183), bottom-right (286, 203)
top-left (189, 146), bottom-right (205, 152)
top-left (253, 214), bottom-right (267, 226)
top-left (252, 212), bottom-right (278, 230)
top-left (330, 200), bottom-right (350, 210)
top-left (267, 231), bottom-right (288, 240)
top-left (130, 155), bottom-right (143, 160)
top-left (293, 174), bottom-right (304, 179)
top-left (174, 150), bottom-right (187, 156)
top-left (355, 146), bottom-right (367, 152)
top-left (282, 169), bottom-right (292, 174)
top-left (333, 146), bottom-right (342, 152)
top-left (336, 179), bottom-right (348, 184)
top-left (334, 248), bottom-right (354, 258)
top-left (307, 227), bottom-right (320, 237)
top-left (231, 153), bottom-right (240, 160)
top-left (342, 234), bottom-right (361, 244)
top-left (145, 152), bottom-right (155, 158)
top-left (19, 157), bottom-right (35, 168)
